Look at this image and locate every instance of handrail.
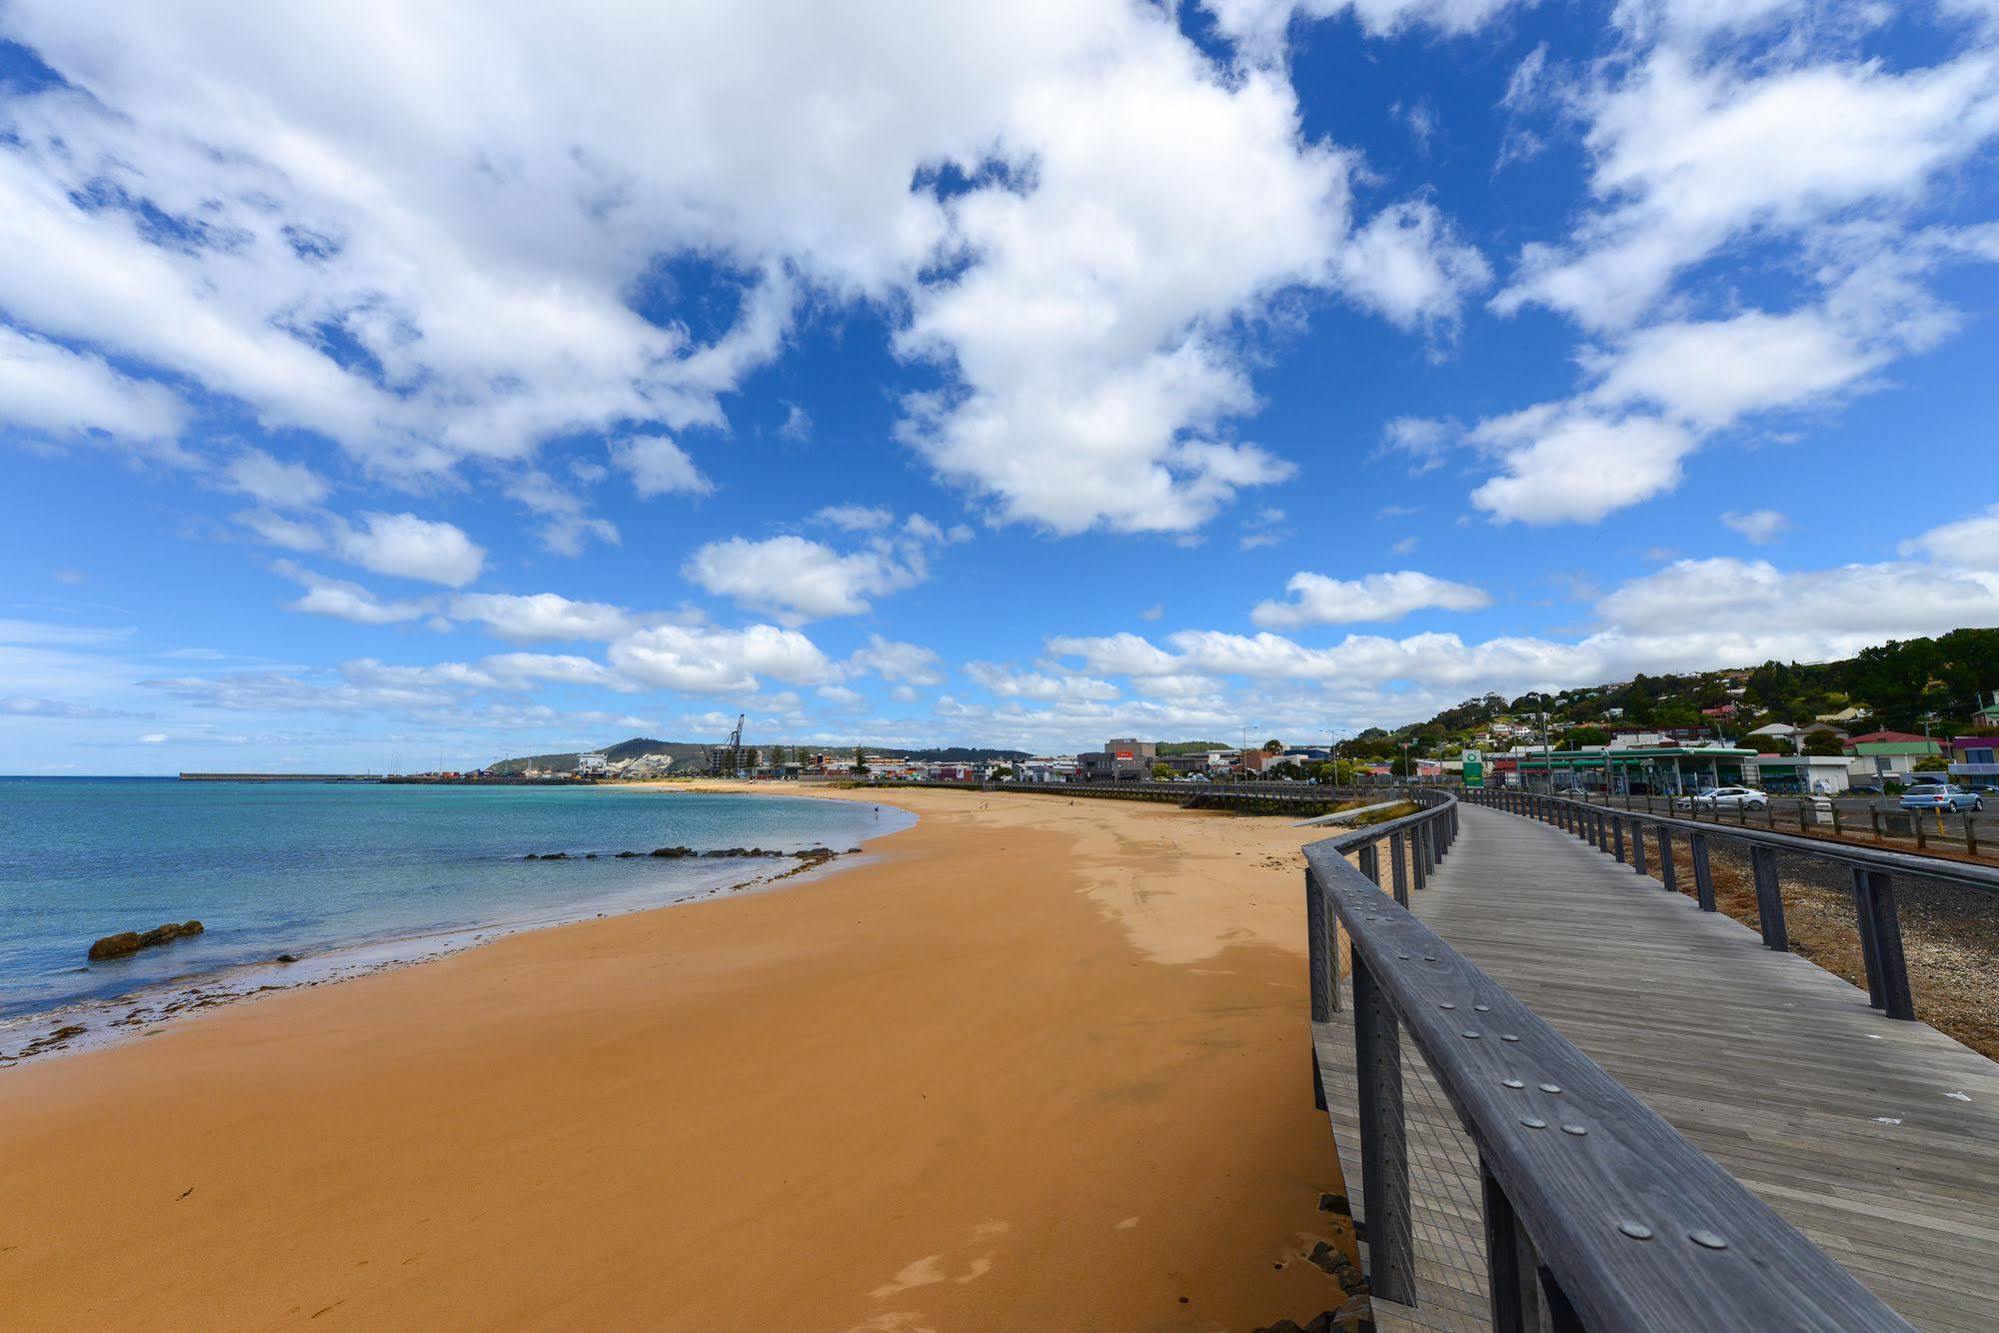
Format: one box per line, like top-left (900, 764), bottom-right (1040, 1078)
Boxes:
top-left (1463, 787), bottom-right (1999, 1020)
top-left (1479, 789), bottom-right (1999, 893)
top-left (1303, 790), bottom-right (1907, 1328)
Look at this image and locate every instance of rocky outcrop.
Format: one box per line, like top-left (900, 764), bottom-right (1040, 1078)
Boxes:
top-left (87, 920), bottom-right (204, 961)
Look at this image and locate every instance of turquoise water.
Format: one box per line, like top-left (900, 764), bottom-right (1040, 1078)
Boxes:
top-left (0, 779), bottom-right (909, 1020)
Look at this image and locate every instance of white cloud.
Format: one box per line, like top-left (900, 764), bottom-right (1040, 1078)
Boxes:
top-left (1903, 503), bottom-right (1999, 567)
top-left (686, 511), bottom-right (963, 623)
top-left (0, 2), bottom-right (1476, 537)
top-left (225, 448), bottom-right (329, 509)
top-left (684, 534), bottom-right (925, 623)
top-left (506, 471), bottom-right (620, 556)
top-left (278, 563), bottom-right (432, 626)
top-left (332, 512), bottom-right (486, 587)
top-left (607, 623), bottom-right (831, 694)
top-left (965, 661), bottom-right (1120, 702)
top-left (814, 504), bottom-right (895, 533)
top-left (613, 434), bottom-right (712, 499)
top-left (847, 634), bottom-right (946, 686)
top-left (449, 592), bottom-right (633, 642)
top-left (777, 402), bottom-right (813, 442)
top-left (236, 508), bottom-right (327, 553)
top-left (1202, 0), bottom-right (1531, 61)
top-left (1252, 570), bottom-right (1491, 628)
top-left (0, 323), bottom-right (186, 443)
top-left (1720, 509), bottom-right (1789, 545)
top-left (1335, 199), bottom-right (1492, 335)
top-left (1496, 48), bottom-right (1999, 330)
top-left (1468, 407), bottom-right (1694, 524)
top-left (480, 652), bottom-right (626, 691)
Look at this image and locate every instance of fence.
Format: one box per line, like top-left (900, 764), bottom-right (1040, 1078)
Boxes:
top-left (1465, 787), bottom-right (1999, 1022)
top-left (1575, 787), bottom-right (1989, 857)
top-left (1303, 790), bottom-right (1908, 1328)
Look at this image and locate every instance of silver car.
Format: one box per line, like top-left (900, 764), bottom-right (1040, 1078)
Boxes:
top-left (1677, 785), bottom-right (1769, 811)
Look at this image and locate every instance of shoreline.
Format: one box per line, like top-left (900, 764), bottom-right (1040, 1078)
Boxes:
top-left (0, 784), bottom-right (914, 1070)
top-left (0, 783), bottom-right (1356, 1329)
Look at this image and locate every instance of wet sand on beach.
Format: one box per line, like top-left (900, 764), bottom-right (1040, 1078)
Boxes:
top-left (0, 784), bottom-right (1354, 1329)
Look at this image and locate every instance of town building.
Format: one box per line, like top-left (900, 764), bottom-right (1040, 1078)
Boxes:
top-left (1947, 736), bottom-right (1999, 786)
top-left (1078, 739), bottom-right (1156, 782)
top-left (1845, 731), bottom-right (1944, 782)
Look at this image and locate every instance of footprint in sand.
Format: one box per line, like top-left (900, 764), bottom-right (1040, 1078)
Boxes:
top-left (1115, 1216), bottom-right (1140, 1230)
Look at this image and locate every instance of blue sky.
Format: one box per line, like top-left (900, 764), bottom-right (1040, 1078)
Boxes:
top-left (4, 0), bottom-right (1999, 773)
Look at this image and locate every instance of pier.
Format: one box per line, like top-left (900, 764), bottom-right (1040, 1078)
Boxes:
top-left (1306, 790), bottom-right (1999, 1329)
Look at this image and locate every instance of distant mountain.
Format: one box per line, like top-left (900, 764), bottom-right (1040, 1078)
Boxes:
top-left (487, 737), bottom-right (708, 775)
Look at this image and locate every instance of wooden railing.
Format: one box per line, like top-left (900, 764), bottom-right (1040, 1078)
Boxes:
top-left (1464, 787), bottom-right (1999, 1022)
top-left (1303, 790), bottom-right (1908, 1328)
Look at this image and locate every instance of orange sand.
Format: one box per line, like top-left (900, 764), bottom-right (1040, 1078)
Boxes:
top-left (0, 784), bottom-right (1353, 1329)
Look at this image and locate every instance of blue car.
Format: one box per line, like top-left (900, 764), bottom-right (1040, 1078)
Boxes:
top-left (1898, 783), bottom-right (1985, 813)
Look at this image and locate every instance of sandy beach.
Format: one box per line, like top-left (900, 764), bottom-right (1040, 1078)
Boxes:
top-left (0, 784), bottom-right (1354, 1330)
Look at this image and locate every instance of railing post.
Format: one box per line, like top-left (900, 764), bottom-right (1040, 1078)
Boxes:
top-left (1352, 949), bottom-right (1414, 1307)
top-left (1412, 827), bottom-right (1428, 894)
top-left (1750, 845), bottom-right (1789, 951)
top-left (1631, 819), bottom-right (1648, 876)
top-left (1613, 816), bottom-right (1626, 864)
top-left (1851, 866), bottom-right (1884, 1011)
top-left (1657, 826), bottom-right (1676, 894)
top-left (1307, 866), bottom-right (1332, 1023)
top-left (1857, 869), bottom-right (1915, 1020)
top-left (1690, 831), bottom-right (1715, 910)
top-left (1482, 1160), bottom-right (1544, 1333)
top-left (1360, 842), bottom-right (1379, 886)
top-left (1390, 832), bottom-right (1409, 907)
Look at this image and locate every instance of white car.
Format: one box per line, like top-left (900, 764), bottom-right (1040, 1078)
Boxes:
top-left (1677, 785), bottom-right (1769, 811)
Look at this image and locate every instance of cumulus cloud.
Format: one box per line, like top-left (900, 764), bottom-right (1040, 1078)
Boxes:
top-left (225, 449), bottom-right (329, 509)
top-left (1903, 503), bottom-right (1999, 567)
top-left (1495, 47), bottom-right (1999, 331)
top-left (1252, 570), bottom-right (1492, 628)
top-left (1720, 509), bottom-right (1789, 545)
top-left (1202, 0), bottom-right (1531, 61)
top-left (0, 323), bottom-right (186, 444)
top-left (332, 512), bottom-right (486, 588)
top-left (607, 623), bottom-right (831, 694)
top-left (685, 512), bottom-right (961, 623)
top-left (0, 2), bottom-right (1485, 539)
top-left (1335, 199), bottom-right (1492, 336)
top-left (846, 634), bottom-right (947, 687)
top-left (613, 434), bottom-right (713, 499)
top-left (965, 661), bottom-right (1120, 702)
top-left (1468, 406), bottom-right (1694, 524)
top-left (277, 563), bottom-right (432, 626)
top-left (449, 592), bottom-right (633, 642)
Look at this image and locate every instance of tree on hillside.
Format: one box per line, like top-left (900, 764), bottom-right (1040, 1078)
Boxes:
top-left (1567, 726), bottom-right (1610, 748)
top-left (1263, 738), bottom-right (1284, 754)
top-left (1802, 731), bottom-right (1846, 757)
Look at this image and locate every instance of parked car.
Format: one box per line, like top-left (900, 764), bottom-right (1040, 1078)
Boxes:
top-left (1847, 782), bottom-right (1885, 796)
top-left (1677, 786), bottom-right (1769, 810)
top-left (1898, 783), bottom-right (1985, 813)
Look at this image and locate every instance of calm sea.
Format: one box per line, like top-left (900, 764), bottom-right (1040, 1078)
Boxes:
top-left (0, 779), bottom-right (910, 1022)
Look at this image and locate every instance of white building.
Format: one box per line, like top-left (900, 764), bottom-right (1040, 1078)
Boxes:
top-left (576, 752), bottom-right (611, 776)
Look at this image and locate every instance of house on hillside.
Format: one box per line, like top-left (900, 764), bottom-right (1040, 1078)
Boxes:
top-left (1846, 730), bottom-right (1944, 783)
top-left (1947, 737), bottom-right (1998, 786)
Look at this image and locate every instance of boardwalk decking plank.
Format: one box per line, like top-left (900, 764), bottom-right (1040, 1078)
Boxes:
top-left (1314, 802), bottom-right (1999, 1332)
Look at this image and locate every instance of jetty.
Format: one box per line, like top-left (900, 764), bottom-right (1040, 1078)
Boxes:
top-left (1305, 789), bottom-right (1999, 1330)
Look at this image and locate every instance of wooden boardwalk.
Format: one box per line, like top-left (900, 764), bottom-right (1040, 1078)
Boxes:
top-left (1314, 802), bottom-right (1999, 1331)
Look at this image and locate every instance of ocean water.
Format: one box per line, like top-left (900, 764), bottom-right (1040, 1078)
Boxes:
top-left (0, 779), bottom-right (911, 1024)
